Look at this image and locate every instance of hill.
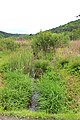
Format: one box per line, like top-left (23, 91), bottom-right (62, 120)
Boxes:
top-left (48, 19), bottom-right (80, 33)
top-left (0, 31), bottom-right (33, 41)
top-left (0, 31), bottom-right (26, 38)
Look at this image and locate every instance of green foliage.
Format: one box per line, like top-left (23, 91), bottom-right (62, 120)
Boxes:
top-left (52, 33), bottom-right (70, 49)
top-left (50, 19), bottom-right (80, 33)
top-left (58, 58), bottom-right (69, 69)
top-left (31, 59), bottom-right (50, 78)
top-left (67, 57), bottom-right (80, 76)
top-left (32, 31), bottom-right (54, 54)
top-left (0, 25), bottom-right (80, 117)
top-left (57, 57), bottom-right (80, 78)
top-left (0, 33), bottom-right (4, 38)
top-left (72, 28), bottom-right (80, 40)
top-left (42, 70), bottom-right (60, 81)
top-left (0, 71), bottom-right (32, 110)
top-left (0, 48), bottom-right (32, 73)
top-left (21, 34), bottom-right (33, 40)
top-left (0, 38), bottom-right (20, 51)
top-left (36, 71), bottom-right (66, 113)
top-left (32, 31), bottom-right (69, 55)
top-left (48, 19), bottom-right (80, 40)
top-left (0, 31), bottom-right (24, 38)
top-left (58, 56), bottom-right (80, 76)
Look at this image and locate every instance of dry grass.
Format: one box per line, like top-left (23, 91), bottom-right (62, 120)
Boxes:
top-left (0, 73), bottom-right (4, 88)
top-left (56, 40), bottom-right (80, 59)
top-left (66, 75), bottom-right (80, 110)
top-left (69, 40), bottom-right (80, 55)
top-left (15, 39), bottom-right (32, 51)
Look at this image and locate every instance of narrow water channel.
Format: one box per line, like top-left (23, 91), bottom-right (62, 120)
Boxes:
top-left (29, 68), bottom-right (38, 111)
top-left (29, 92), bottom-right (38, 111)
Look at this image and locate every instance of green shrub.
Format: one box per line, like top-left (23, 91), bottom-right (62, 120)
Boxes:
top-left (32, 31), bottom-right (54, 54)
top-left (36, 71), bottom-right (66, 113)
top-left (69, 63), bottom-right (80, 76)
top-left (58, 59), bottom-right (69, 69)
top-left (0, 38), bottom-right (20, 51)
top-left (30, 59), bottom-right (50, 78)
top-left (42, 70), bottom-right (60, 81)
top-left (0, 71), bottom-right (32, 110)
top-left (32, 31), bottom-right (70, 55)
top-left (67, 57), bottom-right (80, 76)
top-left (57, 56), bottom-right (80, 76)
top-left (72, 28), bottom-right (80, 40)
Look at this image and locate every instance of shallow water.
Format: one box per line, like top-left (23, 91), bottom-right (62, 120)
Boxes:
top-left (29, 92), bottom-right (39, 111)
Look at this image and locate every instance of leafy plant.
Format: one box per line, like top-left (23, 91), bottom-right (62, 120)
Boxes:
top-left (30, 59), bottom-right (50, 78)
top-left (64, 57), bottom-right (80, 76)
top-left (0, 71), bottom-right (32, 110)
top-left (32, 31), bottom-right (54, 54)
top-left (32, 31), bottom-right (69, 55)
top-left (36, 71), bottom-right (66, 113)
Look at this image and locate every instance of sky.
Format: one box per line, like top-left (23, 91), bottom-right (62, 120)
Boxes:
top-left (0, 0), bottom-right (80, 34)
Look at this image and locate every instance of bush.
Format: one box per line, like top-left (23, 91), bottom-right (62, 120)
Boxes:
top-left (0, 71), bottom-right (32, 110)
top-left (32, 31), bottom-right (54, 54)
top-left (30, 59), bottom-right (50, 78)
top-left (52, 33), bottom-right (70, 49)
top-left (0, 38), bottom-right (20, 51)
top-left (72, 28), bottom-right (80, 40)
top-left (32, 31), bottom-right (70, 55)
top-left (68, 57), bottom-right (80, 76)
top-left (36, 71), bottom-right (66, 113)
top-left (57, 56), bottom-right (80, 76)
top-left (58, 59), bottom-right (69, 69)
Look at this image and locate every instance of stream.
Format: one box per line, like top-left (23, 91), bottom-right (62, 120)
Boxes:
top-left (29, 68), bottom-right (38, 111)
top-left (29, 92), bottom-right (39, 111)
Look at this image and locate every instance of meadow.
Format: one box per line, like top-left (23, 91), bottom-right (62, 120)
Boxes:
top-left (0, 31), bottom-right (80, 120)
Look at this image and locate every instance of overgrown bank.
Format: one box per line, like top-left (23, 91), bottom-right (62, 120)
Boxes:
top-left (0, 31), bottom-right (80, 119)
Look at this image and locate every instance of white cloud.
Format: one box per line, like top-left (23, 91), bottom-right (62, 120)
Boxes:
top-left (0, 0), bottom-right (80, 34)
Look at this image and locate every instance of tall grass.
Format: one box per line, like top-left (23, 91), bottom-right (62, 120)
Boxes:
top-left (0, 48), bottom-right (33, 74)
top-left (35, 71), bottom-right (66, 113)
top-left (0, 71), bottom-right (32, 110)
